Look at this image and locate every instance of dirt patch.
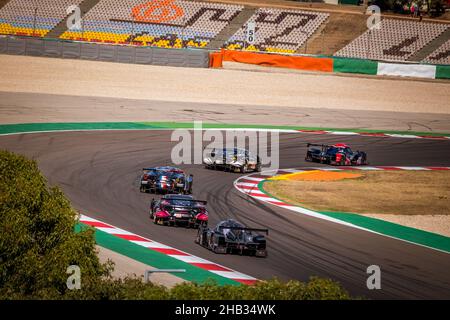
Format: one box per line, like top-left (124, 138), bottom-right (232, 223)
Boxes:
top-left (264, 170), bottom-right (450, 236)
top-left (264, 171), bottom-right (450, 216)
top-left (303, 13), bottom-right (368, 55)
top-left (96, 246), bottom-right (186, 288)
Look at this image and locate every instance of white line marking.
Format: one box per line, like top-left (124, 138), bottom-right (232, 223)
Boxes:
top-left (209, 270), bottom-right (257, 280)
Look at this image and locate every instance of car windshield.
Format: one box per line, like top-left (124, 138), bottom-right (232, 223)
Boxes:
top-left (326, 147), bottom-right (343, 155)
top-left (222, 228), bottom-right (252, 241)
top-left (222, 148), bottom-right (250, 156)
top-left (218, 220), bottom-right (252, 241)
top-left (166, 199), bottom-right (193, 207)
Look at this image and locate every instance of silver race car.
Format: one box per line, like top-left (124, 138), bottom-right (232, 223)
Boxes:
top-left (203, 148), bottom-right (261, 173)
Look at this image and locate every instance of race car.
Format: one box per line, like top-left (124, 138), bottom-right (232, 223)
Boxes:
top-left (195, 219), bottom-right (268, 257)
top-left (305, 143), bottom-right (368, 166)
top-left (203, 148), bottom-right (261, 173)
top-left (150, 194), bottom-right (208, 228)
top-left (140, 166), bottom-right (193, 194)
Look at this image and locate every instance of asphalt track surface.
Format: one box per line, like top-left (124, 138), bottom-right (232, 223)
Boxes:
top-left (1, 130), bottom-right (450, 299)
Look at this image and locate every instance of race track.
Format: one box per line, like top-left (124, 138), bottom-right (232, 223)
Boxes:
top-left (1, 130), bottom-right (450, 299)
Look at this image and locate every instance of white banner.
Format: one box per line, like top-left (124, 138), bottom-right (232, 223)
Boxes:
top-left (377, 63), bottom-right (436, 79)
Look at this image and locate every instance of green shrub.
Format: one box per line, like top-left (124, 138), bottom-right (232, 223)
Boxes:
top-left (0, 150), bottom-right (353, 300)
top-left (0, 150), bottom-right (108, 299)
top-left (166, 278), bottom-right (350, 300)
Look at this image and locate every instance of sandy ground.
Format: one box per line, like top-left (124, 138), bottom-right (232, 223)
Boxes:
top-left (96, 246), bottom-right (186, 288)
top-left (265, 171), bottom-right (450, 216)
top-left (264, 171), bottom-right (450, 237)
top-left (1, 55), bottom-right (450, 133)
top-left (0, 55), bottom-right (449, 115)
top-left (2, 91), bottom-right (450, 132)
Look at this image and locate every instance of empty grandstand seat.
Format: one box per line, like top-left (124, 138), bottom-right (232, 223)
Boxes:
top-left (423, 39), bottom-right (450, 65)
top-left (59, 0), bottom-right (243, 48)
top-left (0, 0), bottom-right (83, 37)
top-left (335, 18), bottom-right (448, 62)
top-left (224, 8), bottom-right (329, 54)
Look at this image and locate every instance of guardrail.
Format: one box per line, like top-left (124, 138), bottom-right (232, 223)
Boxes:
top-left (0, 35), bottom-right (209, 68)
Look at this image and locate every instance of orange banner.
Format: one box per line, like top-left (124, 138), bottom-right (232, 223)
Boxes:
top-left (221, 50), bottom-right (333, 73)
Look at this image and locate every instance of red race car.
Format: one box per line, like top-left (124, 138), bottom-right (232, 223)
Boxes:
top-left (150, 194), bottom-right (208, 228)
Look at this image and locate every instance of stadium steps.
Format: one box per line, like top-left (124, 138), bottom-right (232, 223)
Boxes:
top-left (0, 0), bottom-right (11, 10)
top-left (296, 16), bottom-right (329, 54)
top-left (206, 7), bottom-right (256, 50)
top-left (45, 0), bottom-right (101, 39)
top-left (408, 27), bottom-right (450, 62)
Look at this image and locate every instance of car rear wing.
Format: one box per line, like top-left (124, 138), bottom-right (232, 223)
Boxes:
top-left (307, 143), bottom-right (333, 152)
top-left (218, 226), bottom-right (269, 235)
top-left (165, 198), bottom-right (207, 205)
top-left (307, 143), bottom-right (330, 149)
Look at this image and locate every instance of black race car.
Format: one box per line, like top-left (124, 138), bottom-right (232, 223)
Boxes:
top-left (196, 219), bottom-right (268, 257)
top-left (305, 143), bottom-right (368, 166)
top-left (140, 166), bottom-right (193, 194)
top-left (150, 194), bottom-right (208, 228)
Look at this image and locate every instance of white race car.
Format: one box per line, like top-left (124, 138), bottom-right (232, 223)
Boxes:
top-left (203, 148), bottom-right (261, 173)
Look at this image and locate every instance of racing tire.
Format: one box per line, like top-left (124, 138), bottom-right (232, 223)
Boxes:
top-left (240, 164), bottom-right (248, 174)
top-left (195, 232), bottom-right (200, 244)
top-left (208, 235), bottom-right (216, 252)
top-left (195, 231), bottom-right (204, 245)
top-left (340, 158), bottom-right (345, 166)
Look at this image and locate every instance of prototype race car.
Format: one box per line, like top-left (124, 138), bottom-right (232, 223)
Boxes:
top-left (196, 219), bottom-right (268, 257)
top-left (150, 194), bottom-right (208, 228)
top-left (203, 148), bottom-right (261, 173)
top-left (305, 143), bottom-right (368, 166)
top-left (140, 166), bottom-right (193, 194)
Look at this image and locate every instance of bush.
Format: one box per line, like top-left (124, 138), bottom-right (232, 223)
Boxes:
top-left (168, 278), bottom-right (351, 300)
top-left (0, 150), bottom-right (353, 300)
top-left (0, 150), bottom-right (109, 299)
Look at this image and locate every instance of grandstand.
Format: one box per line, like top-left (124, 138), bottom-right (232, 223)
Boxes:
top-left (224, 8), bottom-right (329, 53)
top-left (423, 39), bottom-right (450, 65)
top-left (60, 0), bottom-right (243, 48)
top-left (335, 18), bottom-right (449, 62)
top-left (0, 0), bottom-right (449, 65)
top-left (0, 0), bottom-right (83, 37)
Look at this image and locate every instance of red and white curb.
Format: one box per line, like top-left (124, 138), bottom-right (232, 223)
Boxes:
top-left (2, 128), bottom-right (449, 141)
top-left (79, 214), bottom-right (257, 285)
top-left (217, 128), bottom-right (450, 140)
top-left (294, 129), bottom-right (450, 140)
top-left (234, 166), bottom-right (450, 238)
